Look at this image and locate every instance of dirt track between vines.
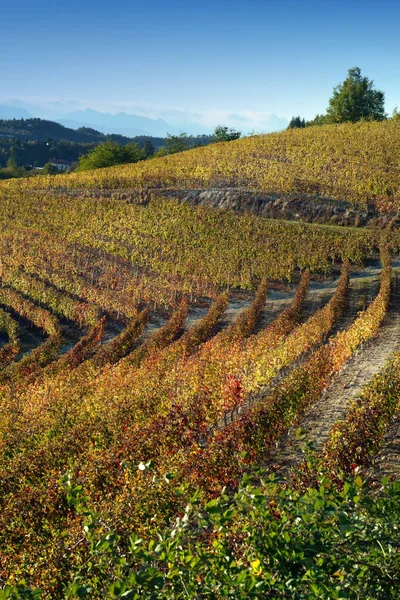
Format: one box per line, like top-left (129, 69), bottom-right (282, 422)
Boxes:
top-left (263, 268), bottom-right (400, 477)
top-left (370, 414), bottom-right (400, 482)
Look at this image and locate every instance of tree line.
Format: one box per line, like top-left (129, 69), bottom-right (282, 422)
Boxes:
top-left (0, 122), bottom-right (241, 177)
top-left (75, 126), bottom-right (241, 172)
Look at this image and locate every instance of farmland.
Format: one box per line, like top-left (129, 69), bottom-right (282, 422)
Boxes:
top-left (1, 121), bottom-right (400, 598)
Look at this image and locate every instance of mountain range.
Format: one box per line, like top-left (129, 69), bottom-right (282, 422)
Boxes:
top-left (0, 101), bottom-right (289, 138)
top-left (0, 104), bottom-right (32, 120)
top-left (58, 109), bottom-right (179, 137)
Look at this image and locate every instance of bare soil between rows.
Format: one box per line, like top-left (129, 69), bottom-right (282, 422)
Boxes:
top-left (263, 272), bottom-right (400, 477)
top-left (370, 414), bottom-right (400, 482)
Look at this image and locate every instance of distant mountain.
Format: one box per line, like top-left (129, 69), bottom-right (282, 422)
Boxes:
top-left (60, 109), bottom-right (180, 137)
top-left (1, 100), bottom-right (289, 136)
top-left (0, 104), bottom-right (32, 120)
top-left (58, 118), bottom-right (148, 137)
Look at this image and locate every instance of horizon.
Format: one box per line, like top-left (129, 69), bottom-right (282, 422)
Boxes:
top-left (1, 0), bottom-right (400, 136)
top-left (0, 97), bottom-right (289, 136)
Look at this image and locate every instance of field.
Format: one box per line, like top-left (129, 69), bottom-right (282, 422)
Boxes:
top-left (1, 122), bottom-right (400, 598)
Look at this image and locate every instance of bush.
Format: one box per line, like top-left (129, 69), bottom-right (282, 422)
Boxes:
top-left (4, 469), bottom-right (399, 599)
top-left (77, 141), bottom-right (145, 171)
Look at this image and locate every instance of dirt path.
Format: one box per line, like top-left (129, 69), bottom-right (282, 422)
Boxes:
top-left (213, 297), bottom-right (253, 333)
top-left (369, 414), bottom-right (400, 481)
top-left (215, 263), bottom-right (383, 429)
top-left (266, 273), bottom-right (400, 475)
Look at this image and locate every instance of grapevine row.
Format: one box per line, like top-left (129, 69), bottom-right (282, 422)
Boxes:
top-left (0, 286), bottom-right (62, 386)
top-left (0, 267), bottom-right (100, 326)
top-left (0, 309), bottom-right (19, 367)
top-left (0, 192), bottom-right (383, 290)
top-left (323, 353), bottom-right (400, 473)
top-left (195, 246), bottom-right (391, 488)
top-left (92, 311), bottom-right (148, 368)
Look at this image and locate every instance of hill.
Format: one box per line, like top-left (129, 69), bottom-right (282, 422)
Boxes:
top-left (0, 117), bottom-right (164, 145)
top-left (4, 119), bottom-right (399, 213)
top-left (0, 118), bottom-right (215, 173)
top-left (0, 118), bottom-right (166, 171)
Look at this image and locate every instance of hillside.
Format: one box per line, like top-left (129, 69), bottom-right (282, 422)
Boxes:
top-left (0, 118), bottom-right (166, 172)
top-left (1, 120), bottom-right (400, 597)
top-left (0, 117), bottom-right (167, 148)
top-left (3, 119), bottom-right (400, 213)
top-left (0, 118), bottom-right (129, 143)
top-left (0, 118), bottom-right (216, 173)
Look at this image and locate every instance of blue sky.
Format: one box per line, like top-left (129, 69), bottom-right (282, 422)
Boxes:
top-left (1, 0), bottom-right (400, 131)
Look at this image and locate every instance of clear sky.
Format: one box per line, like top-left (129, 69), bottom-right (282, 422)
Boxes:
top-left (1, 0), bottom-right (400, 129)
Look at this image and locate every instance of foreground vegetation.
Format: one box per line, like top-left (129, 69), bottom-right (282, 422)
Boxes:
top-left (3, 467), bottom-right (399, 599)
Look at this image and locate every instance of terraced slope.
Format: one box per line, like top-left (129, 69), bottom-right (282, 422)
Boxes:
top-left (2, 120), bottom-right (400, 211)
top-left (2, 155), bottom-right (400, 596)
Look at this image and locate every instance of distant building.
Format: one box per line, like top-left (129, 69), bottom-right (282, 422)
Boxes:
top-left (49, 159), bottom-right (70, 172)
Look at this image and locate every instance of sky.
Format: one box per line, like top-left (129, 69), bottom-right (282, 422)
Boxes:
top-left (1, 0), bottom-right (400, 131)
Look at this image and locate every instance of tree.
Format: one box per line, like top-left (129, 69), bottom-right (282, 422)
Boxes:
top-left (143, 140), bottom-right (155, 157)
top-left (164, 133), bottom-right (190, 155)
top-left (326, 67), bottom-right (386, 123)
top-left (42, 162), bottom-right (60, 175)
top-left (212, 125), bottom-right (241, 142)
top-left (391, 106), bottom-right (400, 120)
top-left (287, 116), bottom-right (305, 129)
top-left (305, 113), bottom-right (328, 127)
top-left (153, 147), bottom-right (168, 158)
top-left (76, 141), bottom-right (145, 171)
top-left (5, 157), bottom-right (25, 177)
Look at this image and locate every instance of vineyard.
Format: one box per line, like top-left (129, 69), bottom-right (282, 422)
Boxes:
top-left (0, 121), bottom-right (400, 598)
top-left (2, 119), bottom-right (400, 212)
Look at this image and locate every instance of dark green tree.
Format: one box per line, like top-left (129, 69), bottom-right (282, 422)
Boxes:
top-left (164, 133), bottom-right (190, 155)
top-left (287, 116), bottom-right (306, 129)
top-left (326, 67), bottom-right (386, 123)
top-left (42, 162), bottom-right (60, 175)
top-left (212, 125), bottom-right (241, 142)
top-left (143, 140), bottom-right (155, 157)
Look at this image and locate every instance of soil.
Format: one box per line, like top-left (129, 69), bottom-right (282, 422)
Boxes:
top-left (369, 414), bottom-right (400, 482)
top-left (265, 270), bottom-right (400, 477)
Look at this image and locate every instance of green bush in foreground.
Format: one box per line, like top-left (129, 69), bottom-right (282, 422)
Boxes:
top-left (2, 465), bottom-right (399, 599)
